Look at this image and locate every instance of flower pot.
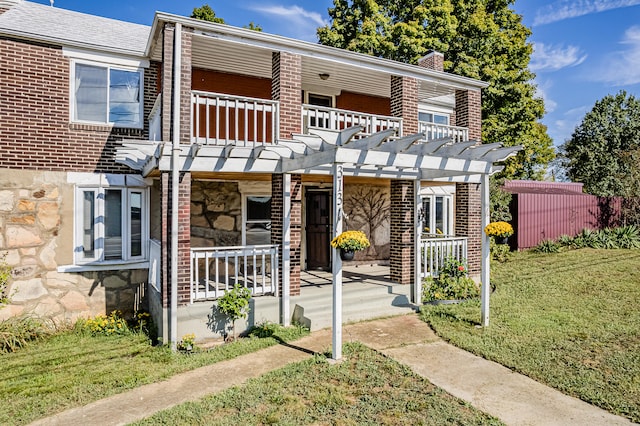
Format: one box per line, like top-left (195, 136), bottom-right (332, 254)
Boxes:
top-left (340, 249), bottom-right (355, 261)
top-left (499, 237), bottom-right (509, 245)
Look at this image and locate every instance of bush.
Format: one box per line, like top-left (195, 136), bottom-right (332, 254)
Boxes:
top-left (0, 254), bottom-right (12, 308)
top-left (490, 238), bottom-right (511, 262)
top-left (0, 316), bottom-right (55, 353)
top-left (77, 311), bottom-right (131, 336)
top-left (422, 257), bottom-right (479, 303)
top-left (218, 284), bottom-right (252, 340)
top-left (534, 239), bottom-right (561, 253)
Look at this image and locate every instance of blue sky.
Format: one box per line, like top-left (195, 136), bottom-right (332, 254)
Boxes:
top-left (31, 0), bottom-right (640, 148)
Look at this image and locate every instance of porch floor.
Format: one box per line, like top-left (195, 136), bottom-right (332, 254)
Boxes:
top-left (292, 265), bottom-right (417, 331)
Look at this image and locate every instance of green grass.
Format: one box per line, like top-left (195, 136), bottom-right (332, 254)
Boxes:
top-left (133, 342), bottom-right (503, 426)
top-left (0, 325), bottom-right (308, 425)
top-left (421, 249), bottom-right (640, 422)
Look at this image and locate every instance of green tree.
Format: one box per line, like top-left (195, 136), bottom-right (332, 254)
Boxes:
top-left (317, 0), bottom-right (554, 180)
top-left (191, 5), bottom-right (262, 31)
top-left (561, 91), bottom-right (640, 197)
top-left (191, 4), bottom-right (225, 23)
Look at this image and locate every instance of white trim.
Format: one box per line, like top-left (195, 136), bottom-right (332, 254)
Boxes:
top-left (69, 59), bottom-right (145, 129)
top-left (57, 260), bottom-right (150, 273)
top-left (63, 47), bottom-right (150, 68)
top-left (67, 172), bottom-right (152, 187)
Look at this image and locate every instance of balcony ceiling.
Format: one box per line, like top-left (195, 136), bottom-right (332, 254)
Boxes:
top-left (188, 36), bottom-right (456, 101)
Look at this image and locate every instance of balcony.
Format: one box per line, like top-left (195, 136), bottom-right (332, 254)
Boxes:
top-left (303, 104), bottom-right (402, 138)
top-left (191, 91), bottom-right (279, 147)
top-left (418, 121), bottom-right (469, 142)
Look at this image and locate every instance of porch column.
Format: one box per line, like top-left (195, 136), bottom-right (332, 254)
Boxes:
top-left (454, 88), bottom-right (483, 279)
top-left (390, 180), bottom-right (415, 285)
top-left (413, 180), bottom-right (422, 304)
top-left (481, 173), bottom-right (491, 326)
top-left (455, 183), bottom-right (482, 280)
top-left (390, 75), bottom-right (419, 136)
top-left (272, 174), bottom-right (302, 302)
top-left (272, 51), bottom-right (302, 140)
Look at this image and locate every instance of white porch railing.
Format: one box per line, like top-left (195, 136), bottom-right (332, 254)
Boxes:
top-left (420, 235), bottom-right (468, 277)
top-left (303, 104), bottom-right (402, 138)
top-left (419, 121), bottom-right (469, 142)
top-left (148, 239), bottom-right (161, 292)
top-left (191, 91), bottom-right (279, 146)
top-left (191, 245), bottom-right (279, 302)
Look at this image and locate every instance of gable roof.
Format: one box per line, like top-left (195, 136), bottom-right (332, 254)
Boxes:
top-left (0, 0), bottom-right (149, 57)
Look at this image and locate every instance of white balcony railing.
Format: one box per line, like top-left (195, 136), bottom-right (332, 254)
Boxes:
top-left (191, 91), bottom-right (279, 147)
top-left (303, 104), bottom-right (402, 138)
top-left (419, 122), bottom-right (469, 142)
top-left (191, 245), bottom-right (279, 302)
top-left (420, 235), bottom-right (468, 278)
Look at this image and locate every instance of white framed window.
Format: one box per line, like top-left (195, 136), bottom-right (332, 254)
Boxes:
top-left (242, 195), bottom-right (272, 246)
top-left (75, 184), bottom-right (149, 265)
top-left (418, 111), bottom-right (449, 125)
top-left (422, 195), bottom-right (453, 236)
top-left (71, 61), bottom-right (144, 128)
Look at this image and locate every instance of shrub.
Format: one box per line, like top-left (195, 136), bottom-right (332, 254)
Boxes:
top-left (490, 238), bottom-right (511, 262)
top-left (534, 239), bottom-right (561, 253)
top-left (0, 316), bottom-right (55, 353)
top-left (77, 311), bottom-right (131, 336)
top-left (422, 257), bottom-right (479, 303)
top-left (0, 254), bottom-right (12, 308)
top-left (218, 284), bottom-right (252, 340)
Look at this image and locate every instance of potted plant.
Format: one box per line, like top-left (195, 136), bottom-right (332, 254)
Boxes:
top-left (484, 221), bottom-right (514, 244)
top-left (422, 257), bottom-right (479, 304)
top-left (330, 230), bottom-right (370, 261)
top-left (217, 284), bottom-right (252, 341)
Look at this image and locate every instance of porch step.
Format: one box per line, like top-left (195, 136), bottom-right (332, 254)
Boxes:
top-left (291, 281), bottom-right (417, 331)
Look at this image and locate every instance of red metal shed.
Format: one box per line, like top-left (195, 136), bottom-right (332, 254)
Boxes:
top-left (503, 181), bottom-right (621, 250)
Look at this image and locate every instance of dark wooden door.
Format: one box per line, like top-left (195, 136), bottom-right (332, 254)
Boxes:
top-left (306, 191), bottom-right (331, 270)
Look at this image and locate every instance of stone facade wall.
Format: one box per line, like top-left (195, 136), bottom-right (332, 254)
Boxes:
top-left (190, 181), bottom-right (242, 247)
top-left (0, 170), bottom-right (146, 322)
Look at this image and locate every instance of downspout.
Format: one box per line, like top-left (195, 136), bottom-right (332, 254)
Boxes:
top-left (170, 22), bottom-right (182, 350)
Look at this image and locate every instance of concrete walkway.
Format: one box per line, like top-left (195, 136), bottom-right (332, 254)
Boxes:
top-left (31, 315), bottom-right (634, 426)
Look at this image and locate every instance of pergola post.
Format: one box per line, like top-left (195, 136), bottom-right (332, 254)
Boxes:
top-left (481, 173), bottom-right (491, 326)
top-left (331, 162), bottom-right (344, 360)
top-left (413, 180), bottom-right (422, 305)
top-left (281, 173), bottom-right (291, 326)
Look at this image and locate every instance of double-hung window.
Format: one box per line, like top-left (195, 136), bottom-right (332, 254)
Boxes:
top-left (73, 62), bottom-right (143, 128)
top-left (243, 195), bottom-right (272, 246)
top-left (76, 185), bottom-right (148, 264)
top-left (422, 195), bottom-right (453, 236)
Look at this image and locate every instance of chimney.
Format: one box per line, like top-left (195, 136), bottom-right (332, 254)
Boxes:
top-left (418, 50), bottom-right (444, 72)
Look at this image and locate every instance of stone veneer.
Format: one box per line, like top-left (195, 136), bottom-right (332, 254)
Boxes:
top-left (190, 181), bottom-right (242, 247)
top-left (0, 170), bottom-right (147, 322)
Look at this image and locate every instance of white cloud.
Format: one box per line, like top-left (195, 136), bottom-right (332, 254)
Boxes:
top-left (534, 78), bottom-right (558, 113)
top-left (534, 0), bottom-right (640, 26)
top-left (530, 43), bottom-right (587, 72)
top-left (550, 105), bottom-right (590, 144)
top-left (248, 4), bottom-right (329, 41)
top-left (589, 26), bottom-right (640, 85)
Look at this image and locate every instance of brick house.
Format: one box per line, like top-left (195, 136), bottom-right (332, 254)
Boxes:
top-left (0, 0), bottom-right (517, 345)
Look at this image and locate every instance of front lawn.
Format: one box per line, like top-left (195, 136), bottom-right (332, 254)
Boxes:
top-left (0, 325), bottom-right (307, 425)
top-left (422, 249), bottom-right (640, 423)
top-left (133, 343), bottom-right (503, 425)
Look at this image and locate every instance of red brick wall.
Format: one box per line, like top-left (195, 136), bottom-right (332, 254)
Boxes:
top-left (179, 30), bottom-right (192, 144)
top-left (390, 180), bottom-right (414, 284)
top-left (162, 25), bottom-right (174, 142)
top-left (272, 52), bottom-right (302, 140)
top-left (192, 69), bottom-right (272, 99)
top-left (0, 37), bottom-right (155, 172)
top-left (455, 89), bottom-right (482, 141)
top-left (455, 183), bottom-right (482, 276)
top-left (336, 91), bottom-right (391, 116)
top-left (390, 76), bottom-right (419, 136)
top-left (161, 171), bottom-right (192, 307)
top-left (271, 173), bottom-right (302, 296)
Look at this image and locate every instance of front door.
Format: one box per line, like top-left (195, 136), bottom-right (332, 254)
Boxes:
top-left (305, 190), bottom-right (331, 270)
